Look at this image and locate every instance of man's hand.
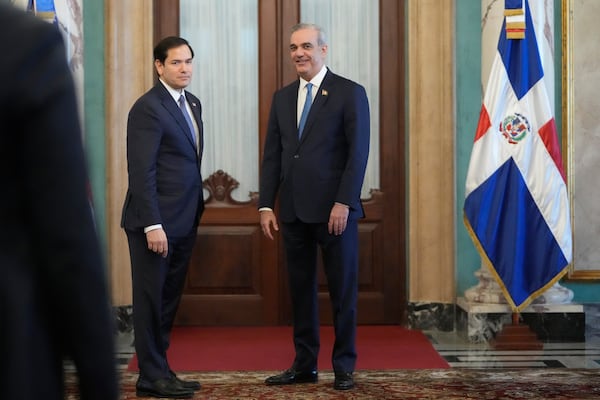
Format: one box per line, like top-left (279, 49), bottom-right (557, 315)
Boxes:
top-left (260, 210), bottom-right (279, 240)
top-left (328, 203), bottom-right (349, 235)
top-left (146, 228), bottom-right (168, 257)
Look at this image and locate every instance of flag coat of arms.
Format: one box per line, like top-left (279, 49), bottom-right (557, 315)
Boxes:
top-left (463, 0), bottom-right (572, 311)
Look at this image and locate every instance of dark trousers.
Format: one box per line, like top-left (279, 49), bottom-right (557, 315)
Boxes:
top-left (281, 218), bottom-right (359, 373)
top-left (126, 228), bottom-right (196, 382)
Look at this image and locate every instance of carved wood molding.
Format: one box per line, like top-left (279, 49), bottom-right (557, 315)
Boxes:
top-left (203, 169), bottom-right (258, 206)
top-left (361, 189), bottom-right (384, 220)
top-left (362, 188), bottom-right (384, 203)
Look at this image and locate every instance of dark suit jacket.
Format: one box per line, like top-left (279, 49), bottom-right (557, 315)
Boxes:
top-left (0, 5), bottom-right (118, 399)
top-left (259, 70), bottom-right (370, 223)
top-left (121, 82), bottom-right (204, 237)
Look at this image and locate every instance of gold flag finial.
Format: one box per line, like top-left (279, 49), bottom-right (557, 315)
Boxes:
top-left (505, 0), bottom-right (525, 39)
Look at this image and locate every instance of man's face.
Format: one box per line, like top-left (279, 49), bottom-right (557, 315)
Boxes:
top-left (289, 28), bottom-right (327, 81)
top-left (155, 44), bottom-right (193, 90)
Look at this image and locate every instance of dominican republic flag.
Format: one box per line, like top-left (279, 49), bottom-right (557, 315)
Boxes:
top-left (463, 0), bottom-right (572, 312)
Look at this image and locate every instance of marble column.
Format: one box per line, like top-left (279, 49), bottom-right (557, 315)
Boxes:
top-left (404, 0), bottom-right (456, 331)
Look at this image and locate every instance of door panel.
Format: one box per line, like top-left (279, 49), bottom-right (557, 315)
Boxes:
top-left (316, 198), bottom-right (387, 324)
top-left (174, 170), bottom-right (279, 325)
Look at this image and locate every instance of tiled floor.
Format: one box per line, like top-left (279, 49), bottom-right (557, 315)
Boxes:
top-left (115, 330), bottom-right (135, 371)
top-left (428, 330), bottom-right (600, 369)
top-left (428, 303), bottom-right (600, 369)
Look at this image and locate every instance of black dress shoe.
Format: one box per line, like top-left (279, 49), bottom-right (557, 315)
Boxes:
top-left (334, 372), bottom-right (354, 390)
top-left (171, 372), bottom-right (201, 391)
top-left (265, 368), bottom-right (318, 385)
top-left (136, 377), bottom-right (194, 398)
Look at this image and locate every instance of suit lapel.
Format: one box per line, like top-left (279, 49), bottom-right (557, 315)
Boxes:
top-left (287, 81), bottom-right (301, 140)
top-left (158, 85), bottom-right (197, 150)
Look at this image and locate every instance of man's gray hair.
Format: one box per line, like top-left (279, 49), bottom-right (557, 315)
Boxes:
top-left (291, 23), bottom-right (327, 46)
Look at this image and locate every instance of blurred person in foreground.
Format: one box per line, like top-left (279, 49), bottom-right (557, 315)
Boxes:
top-left (259, 23), bottom-right (370, 391)
top-left (121, 36), bottom-right (205, 399)
top-left (0, 3), bottom-right (119, 399)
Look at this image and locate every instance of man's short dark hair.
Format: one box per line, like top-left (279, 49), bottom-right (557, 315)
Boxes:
top-left (153, 36), bottom-right (194, 64)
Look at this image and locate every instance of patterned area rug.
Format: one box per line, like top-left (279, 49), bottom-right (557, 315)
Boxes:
top-left (66, 369), bottom-right (600, 399)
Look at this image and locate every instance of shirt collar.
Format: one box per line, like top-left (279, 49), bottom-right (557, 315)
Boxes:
top-left (299, 65), bottom-right (328, 90)
top-left (159, 78), bottom-right (185, 103)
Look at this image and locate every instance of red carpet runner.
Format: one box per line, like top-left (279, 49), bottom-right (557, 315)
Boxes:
top-left (127, 325), bottom-right (449, 371)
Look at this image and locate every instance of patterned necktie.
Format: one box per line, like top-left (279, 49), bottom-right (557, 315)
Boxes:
top-left (178, 94), bottom-right (197, 148)
top-left (298, 82), bottom-right (313, 138)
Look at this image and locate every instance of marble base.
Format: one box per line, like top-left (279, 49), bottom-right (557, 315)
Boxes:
top-left (457, 297), bottom-right (585, 343)
top-left (114, 305), bottom-right (134, 333)
top-left (407, 302), bottom-right (455, 331)
top-left (584, 304), bottom-right (600, 343)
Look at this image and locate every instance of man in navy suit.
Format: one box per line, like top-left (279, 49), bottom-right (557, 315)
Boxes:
top-left (121, 36), bottom-right (204, 399)
top-left (260, 23), bottom-right (370, 391)
top-left (0, 4), bottom-right (118, 399)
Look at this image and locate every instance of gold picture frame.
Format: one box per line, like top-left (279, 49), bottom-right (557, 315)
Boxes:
top-left (562, 0), bottom-right (600, 279)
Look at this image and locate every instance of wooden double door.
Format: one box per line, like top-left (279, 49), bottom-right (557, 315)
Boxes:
top-left (155, 0), bottom-right (406, 326)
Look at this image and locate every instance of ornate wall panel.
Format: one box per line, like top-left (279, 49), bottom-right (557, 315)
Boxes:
top-left (407, 0), bottom-right (455, 303)
top-left (105, 0), bottom-right (154, 305)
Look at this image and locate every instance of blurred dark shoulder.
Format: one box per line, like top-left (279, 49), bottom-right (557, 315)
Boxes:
top-left (0, 3), bottom-right (76, 188)
top-left (0, 3), bottom-right (68, 101)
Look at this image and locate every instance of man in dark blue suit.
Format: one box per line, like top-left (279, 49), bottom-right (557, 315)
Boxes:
top-left (0, 4), bottom-right (118, 399)
top-left (260, 23), bottom-right (370, 391)
top-left (121, 36), bottom-right (204, 399)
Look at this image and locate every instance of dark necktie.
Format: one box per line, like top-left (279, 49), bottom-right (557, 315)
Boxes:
top-left (178, 94), bottom-right (197, 148)
top-left (298, 82), bottom-right (313, 138)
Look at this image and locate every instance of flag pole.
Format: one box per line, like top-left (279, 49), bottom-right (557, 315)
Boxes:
top-left (512, 312), bottom-right (519, 325)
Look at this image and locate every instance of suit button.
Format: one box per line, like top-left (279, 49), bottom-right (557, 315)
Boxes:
top-left (293, 154), bottom-right (299, 159)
